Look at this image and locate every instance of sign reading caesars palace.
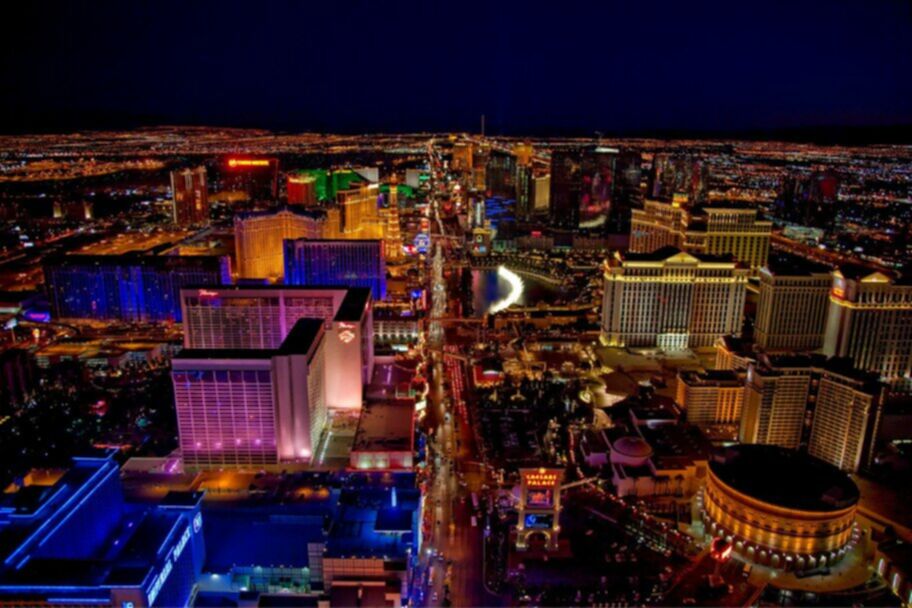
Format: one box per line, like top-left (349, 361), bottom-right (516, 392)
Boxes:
top-left (516, 468), bottom-right (563, 552)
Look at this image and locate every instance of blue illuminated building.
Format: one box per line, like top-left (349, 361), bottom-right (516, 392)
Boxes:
top-left (44, 254), bottom-right (230, 322)
top-left (484, 196), bottom-right (512, 230)
top-left (284, 239), bottom-right (386, 300)
top-left (0, 451), bottom-right (205, 607)
top-left (193, 473), bottom-right (419, 607)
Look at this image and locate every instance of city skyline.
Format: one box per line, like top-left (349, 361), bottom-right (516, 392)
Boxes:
top-left (1, 3), bottom-right (911, 607)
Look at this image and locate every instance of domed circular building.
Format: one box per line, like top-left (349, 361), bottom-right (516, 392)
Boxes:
top-left (611, 436), bottom-right (653, 466)
top-left (699, 445), bottom-right (860, 571)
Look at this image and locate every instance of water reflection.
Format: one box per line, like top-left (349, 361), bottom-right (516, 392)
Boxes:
top-left (471, 267), bottom-right (559, 317)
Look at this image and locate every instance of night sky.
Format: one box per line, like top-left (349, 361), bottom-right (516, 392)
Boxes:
top-left (2, 0), bottom-right (911, 136)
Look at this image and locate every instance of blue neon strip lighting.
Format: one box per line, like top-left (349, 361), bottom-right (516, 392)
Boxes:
top-left (4, 462), bottom-right (117, 567)
top-left (37, 466), bottom-right (119, 549)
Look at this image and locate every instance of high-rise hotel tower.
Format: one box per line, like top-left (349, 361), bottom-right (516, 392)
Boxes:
top-left (824, 265), bottom-right (912, 382)
top-left (601, 247), bottom-right (747, 350)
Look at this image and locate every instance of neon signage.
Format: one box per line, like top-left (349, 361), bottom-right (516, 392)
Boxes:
top-left (524, 513), bottom-right (554, 529)
top-left (146, 524), bottom-right (192, 606)
top-left (526, 489), bottom-right (554, 508)
top-left (227, 158), bottom-right (270, 168)
top-left (523, 469), bottom-right (560, 488)
top-left (198, 289), bottom-right (218, 297)
top-left (173, 525), bottom-right (191, 559)
top-left (338, 330), bottom-right (356, 344)
top-left (146, 557), bottom-right (173, 606)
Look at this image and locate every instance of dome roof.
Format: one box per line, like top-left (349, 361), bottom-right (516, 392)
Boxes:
top-left (613, 436), bottom-right (653, 459)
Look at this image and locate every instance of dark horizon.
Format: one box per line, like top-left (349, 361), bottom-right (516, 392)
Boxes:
top-left (2, 0), bottom-right (912, 142)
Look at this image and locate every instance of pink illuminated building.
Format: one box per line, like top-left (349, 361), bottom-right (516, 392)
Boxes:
top-left (180, 285), bottom-right (373, 409)
top-left (173, 319), bottom-right (327, 469)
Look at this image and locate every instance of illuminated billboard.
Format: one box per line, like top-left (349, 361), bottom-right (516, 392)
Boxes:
top-left (579, 155), bottom-right (614, 230)
top-left (526, 488), bottom-right (554, 509)
top-left (524, 513), bottom-right (554, 529)
top-left (227, 158), bottom-right (272, 168)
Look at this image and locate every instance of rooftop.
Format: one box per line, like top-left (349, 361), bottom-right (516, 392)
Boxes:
top-left (710, 444), bottom-right (859, 512)
top-left (638, 423), bottom-right (711, 470)
top-left (174, 348), bottom-right (275, 361)
top-left (0, 452), bottom-right (197, 599)
top-left (234, 205), bottom-right (326, 221)
top-left (352, 400), bottom-right (414, 453)
top-left (325, 486), bottom-right (419, 559)
top-left (277, 318), bottom-right (324, 356)
top-left (690, 201), bottom-right (760, 214)
top-left (679, 370), bottom-right (743, 387)
top-left (617, 246), bottom-right (737, 265)
top-left (764, 251), bottom-right (832, 276)
top-left (44, 252), bottom-right (226, 270)
top-left (202, 505), bottom-right (330, 571)
top-left (837, 263), bottom-right (895, 283)
top-left (334, 288), bottom-right (372, 322)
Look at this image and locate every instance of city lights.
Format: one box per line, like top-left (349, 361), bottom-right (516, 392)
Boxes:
top-left (1, 14), bottom-right (909, 603)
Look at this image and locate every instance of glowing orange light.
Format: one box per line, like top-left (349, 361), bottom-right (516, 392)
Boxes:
top-left (228, 158), bottom-right (271, 168)
top-left (832, 287), bottom-right (845, 299)
top-left (710, 537), bottom-right (733, 562)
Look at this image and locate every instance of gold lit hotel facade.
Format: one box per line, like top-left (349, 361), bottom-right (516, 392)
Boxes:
top-left (600, 247), bottom-right (747, 350)
top-left (234, 185), bottom-right (386, 282)
top-left (630, 199), bottom-right (771, 271)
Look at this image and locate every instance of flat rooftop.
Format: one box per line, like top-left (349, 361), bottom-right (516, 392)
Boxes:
top-left (277, 318), bottom-right (324, 356)
top-left (74, 231), bottom-right (192, 255)
top-left (334, 288), bottom-right (372, 322)
top-left (174, 348), bottom-right (275, 360)
top-left (203, 503), bottom-right (332, 572)
top-left (175, 318), bottom-right (325, 360)
top-left (764, 251), bottom-right (832, 276)
top-left (618, 246), bottom-right (736, 265)
top-left (352, 400), bottom-right (414, 453)
top-left (325, 486), bottom-right (419, 559)
top-left (679, 370), bottom-right (743, 387)
top-left (638, 423), bottom-right (711, 470)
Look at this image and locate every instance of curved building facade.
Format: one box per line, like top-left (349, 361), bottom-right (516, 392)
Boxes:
top-left (699, 445), bottom-right (859, 570)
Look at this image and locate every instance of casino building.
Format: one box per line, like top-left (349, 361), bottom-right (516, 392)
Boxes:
top-left (0, 451), bottom-right (205, 607)
top-left (44, 253), bottom-right (230, 322)
top-left (181, 285), bottom-right (373, 410)
top-left (284, 238), bottom-right (387, 301)
top-left (601, 247), bottom-right (747, 350)
top-left (699, 445), bottom-right (860, 571)
top-left (173, 319), bottom-right (328, 469)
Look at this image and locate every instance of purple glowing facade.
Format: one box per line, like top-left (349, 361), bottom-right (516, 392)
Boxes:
top-left (44, 254), bottom-right (230, 322)
top-left (284, 239), bottom-right (386, 300)
top-left (172, 319), bottom-right (327, 469)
